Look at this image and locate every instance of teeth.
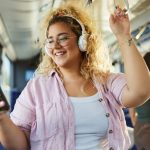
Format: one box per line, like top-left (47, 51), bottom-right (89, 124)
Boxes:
top-left (55, 52), bottom-right (65, 56)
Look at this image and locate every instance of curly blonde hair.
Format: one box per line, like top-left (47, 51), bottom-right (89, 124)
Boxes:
top-left (37, 3), bottom-right (111, 83)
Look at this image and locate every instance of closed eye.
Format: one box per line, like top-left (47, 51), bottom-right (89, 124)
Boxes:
top-left (59, 36), bottom-right (69, 42)
top-left (47, 39), bottom-right (54, 44)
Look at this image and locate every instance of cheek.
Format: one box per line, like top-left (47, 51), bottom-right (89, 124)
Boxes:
top-left (67, 40), bottom-right (79, 51)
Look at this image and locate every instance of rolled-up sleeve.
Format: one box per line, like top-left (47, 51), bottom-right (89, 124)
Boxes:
top-left (10, 79), bottom-right (35, 132)
top-left (107, 73), bottom-right (127, 106)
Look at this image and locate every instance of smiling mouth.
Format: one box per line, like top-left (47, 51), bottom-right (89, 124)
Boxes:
top-left (55, 51), bottom-right (66, 56)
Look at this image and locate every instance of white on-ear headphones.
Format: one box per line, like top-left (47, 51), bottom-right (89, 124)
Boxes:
top-left (64, 15), bottom-right (88, 52)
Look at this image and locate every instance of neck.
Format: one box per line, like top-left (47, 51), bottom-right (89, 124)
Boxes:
top-left (59, 67), bottom-right (83, 82)
top-left (58, 67), bottom-right (97, 97)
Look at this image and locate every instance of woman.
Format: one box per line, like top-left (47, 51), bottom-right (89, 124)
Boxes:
top-left (0, 3), bottom-right (150, 150)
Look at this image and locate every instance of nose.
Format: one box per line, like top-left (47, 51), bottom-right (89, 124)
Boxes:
top-left (52, 40), bottom-right (62, 49)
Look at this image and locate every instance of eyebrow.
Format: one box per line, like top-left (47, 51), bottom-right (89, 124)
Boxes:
top-left (47, 32), bottom-right (69, 39)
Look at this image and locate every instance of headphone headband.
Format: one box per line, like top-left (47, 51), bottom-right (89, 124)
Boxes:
top-left (62, 15), bottom-right (86, 34)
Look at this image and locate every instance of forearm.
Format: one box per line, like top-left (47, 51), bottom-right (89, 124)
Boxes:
top-left (117, 34), bottom-right (150, 100)
top-left (0, 113), bottom-right (29, 150)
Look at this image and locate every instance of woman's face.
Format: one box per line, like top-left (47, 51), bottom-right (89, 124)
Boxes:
top-left (46, 22), bottom-right (82, 69)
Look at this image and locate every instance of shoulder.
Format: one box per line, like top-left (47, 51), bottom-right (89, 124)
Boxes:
top-left (107, 72), bottom-right (126, 81)
top-left (28, 74), bottom-right (52, 87)
top-left (106, 72), bottom-right (126, 88)
top-left (107, 72), bottom-right (127, 105)
top-left (26, 72), bottom-right (60, 94)
top-left (30, 69), bottom-right (58, 86)
top-left (104, 72), bottom-right (127, 97)
top-left (17, 74), bottom-right (55, 106)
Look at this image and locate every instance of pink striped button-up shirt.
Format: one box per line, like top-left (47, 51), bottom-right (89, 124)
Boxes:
top-left (10, 70), bottom-right (130, 150)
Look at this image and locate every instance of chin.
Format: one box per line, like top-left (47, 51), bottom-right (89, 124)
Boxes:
top-left (56, 62), bottom-right (68, 68)
top-left (57, 62), bottom-right (72, 69)
top-left (55, 58), bottom-right (69, 65)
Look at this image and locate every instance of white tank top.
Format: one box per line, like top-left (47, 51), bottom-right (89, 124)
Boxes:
top-left (70, 92), bottom-right (109, 150)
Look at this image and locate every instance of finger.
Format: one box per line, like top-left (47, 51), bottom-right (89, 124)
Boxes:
top-left (123, 8), bottom-right (127, 13)
top-left (115, 10), bottom-right (123, 18)
top-left (115, 5), bottom-right (119, 9)
top-left (0, 101), bottom-right (5, 107)
top-left (124, 14), bottom-right (129, 19)
top-left (115, 7), bottom-right (127, 14)
top-left (115, 9), bottom-right (128, 19)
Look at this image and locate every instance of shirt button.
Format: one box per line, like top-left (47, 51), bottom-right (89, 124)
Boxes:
top-left (106, 113), bottom-right (110, 117)
top-left (99, 98), bottom-right (103, 102)
top-left (109, 129), bottom-right (113, 134)
top-left (109, 147), bottom-right (114, 150)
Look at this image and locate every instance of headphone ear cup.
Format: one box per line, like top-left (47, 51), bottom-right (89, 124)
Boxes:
top-left (78, 35), bottom-right (87, 52)
top-left (45, 45), bottom-right (51, 57)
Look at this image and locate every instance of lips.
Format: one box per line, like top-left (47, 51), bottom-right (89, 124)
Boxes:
top-left (54, 51), bottom-right (66, 56)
